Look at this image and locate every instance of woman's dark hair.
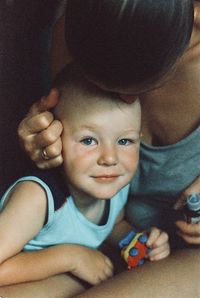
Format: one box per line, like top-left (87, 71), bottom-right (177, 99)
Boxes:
top-left (65, 0), bottom-right (194, 89)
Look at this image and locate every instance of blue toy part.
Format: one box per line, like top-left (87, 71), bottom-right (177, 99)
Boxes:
top-left (119, 231), bottom-right (149, 269)
top-left (138, 259), bottom-right (145, 266)
top-left (138, 234), bottom-right (148, 244)
top-left (118, 230), bottom-right (136, 249)
top-left (129, 247), bottom-right (139, 257)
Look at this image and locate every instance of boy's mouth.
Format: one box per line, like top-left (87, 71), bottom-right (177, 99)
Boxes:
top-left (92, 175), bottom-right (119, 183)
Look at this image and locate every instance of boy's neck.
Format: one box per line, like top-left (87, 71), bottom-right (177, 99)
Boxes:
top-left (68, 185), bottom-right (109, 225)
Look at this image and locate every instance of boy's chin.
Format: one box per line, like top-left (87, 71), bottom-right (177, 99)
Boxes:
top-left (93, 189), bottom-right (120, 200)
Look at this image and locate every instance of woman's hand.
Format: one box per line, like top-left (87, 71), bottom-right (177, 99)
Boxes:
top-left (71, 247), bottom-right (113, 285)
top-left (18, 89), bottom-right (63, 169)
top-left (147, 227), bottom-right (170, 261)
top-left (175, 221), bottom-right (200, 244)
top-left (174, 176), bottom-right (200, 245)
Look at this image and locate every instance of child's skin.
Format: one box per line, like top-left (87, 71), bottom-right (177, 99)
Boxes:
top-left (0, 79), bottom-right (169, 287)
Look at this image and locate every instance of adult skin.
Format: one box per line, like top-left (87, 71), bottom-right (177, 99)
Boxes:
top-left (0, 249), bottom-right (199, 298)
top-left (75, 249), bottom-right (200, 298)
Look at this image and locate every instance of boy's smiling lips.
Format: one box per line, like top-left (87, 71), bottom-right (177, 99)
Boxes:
top-left (91, 175), bottom-right (121, 183)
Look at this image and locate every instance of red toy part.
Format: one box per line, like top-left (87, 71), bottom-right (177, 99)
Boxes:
top-left (127, 238), bottom-right (148, 269)
top-left (120, 232), bottom-right (148, 269)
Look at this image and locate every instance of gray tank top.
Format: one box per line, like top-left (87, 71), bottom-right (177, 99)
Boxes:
top-left (129, 125), bottom-right (200, 207)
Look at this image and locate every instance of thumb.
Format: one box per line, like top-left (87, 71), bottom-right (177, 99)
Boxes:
top-left (40, 88), bottom-right (59, 110)
top-left (29, 89), bottom-right (59, 114)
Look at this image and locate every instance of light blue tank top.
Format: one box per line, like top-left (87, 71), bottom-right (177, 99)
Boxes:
top-left (0, 176), bottom-right (129, 251)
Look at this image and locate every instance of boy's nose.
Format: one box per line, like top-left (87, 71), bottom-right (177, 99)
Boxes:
top-left (97, 146), bottom-right (118, 166)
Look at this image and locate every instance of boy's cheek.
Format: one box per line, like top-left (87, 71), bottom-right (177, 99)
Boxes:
top-left (124, 149), bottom-right (139, 171)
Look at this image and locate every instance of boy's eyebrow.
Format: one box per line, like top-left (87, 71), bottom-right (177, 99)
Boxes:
top-left (124, 129), bottom-right (140, 134)
top-left (78, 124), bottom-right (100, 131)
top-left (79, 124), bottom-right (97, 128)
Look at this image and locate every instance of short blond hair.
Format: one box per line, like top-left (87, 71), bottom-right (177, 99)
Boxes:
top-left (53, 63), bottom-right (129, 120)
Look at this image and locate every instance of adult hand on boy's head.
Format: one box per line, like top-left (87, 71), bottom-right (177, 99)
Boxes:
top-left (18, 89), bottom-right (63, 169)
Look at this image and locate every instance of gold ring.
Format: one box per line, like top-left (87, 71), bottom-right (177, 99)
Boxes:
top-left (42, 148), bottom-right (50, 160)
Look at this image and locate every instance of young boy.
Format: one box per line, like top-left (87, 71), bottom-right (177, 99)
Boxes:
top-left (0, 65), bottom-right (169, 287)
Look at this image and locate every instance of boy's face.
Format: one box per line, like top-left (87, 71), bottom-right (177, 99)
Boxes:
top-left (60, 98), bottom-right (141, 201)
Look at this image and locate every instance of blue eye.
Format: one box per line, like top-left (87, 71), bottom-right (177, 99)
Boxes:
top-left (118, 139), bottom-right (133, 146)
top-left (81, 138), bottom-right (97, 146)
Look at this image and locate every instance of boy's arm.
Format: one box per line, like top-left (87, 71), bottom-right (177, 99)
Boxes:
top-left (0, 181), bottom-right (113, 286)
top-left (0, 181), bottom-right (76, 286)
top-left (0, 244), bottom-right (113, 286)
top-left (0, 244), bottom-right (79, 286)
top-left (0, 181), bottom-right (47, 264)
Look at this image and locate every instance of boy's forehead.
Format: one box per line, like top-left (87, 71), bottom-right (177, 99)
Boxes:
top-left (60, 96), bottom-right (141, 131)
top-left (56, 86), bottom-right (141, 125)
top-left (70, 99), bottom-right (137, 118)
top-left (61, 85), bottom-right (139, 107)
top-left (60, 93), bottom-right (117, 113)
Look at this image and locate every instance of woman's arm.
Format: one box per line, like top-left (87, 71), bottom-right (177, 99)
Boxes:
top-left (0, 248), bottom-right (199, 298)
top-left (74, 248), bottom-right (200, 298)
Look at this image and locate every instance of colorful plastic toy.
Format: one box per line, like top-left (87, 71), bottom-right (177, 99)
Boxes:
top-left (119, 231), bottom-right (148, 269)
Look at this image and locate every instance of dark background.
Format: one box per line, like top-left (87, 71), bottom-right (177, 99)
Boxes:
top-left (0, 1), bottom-right (57, 194)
